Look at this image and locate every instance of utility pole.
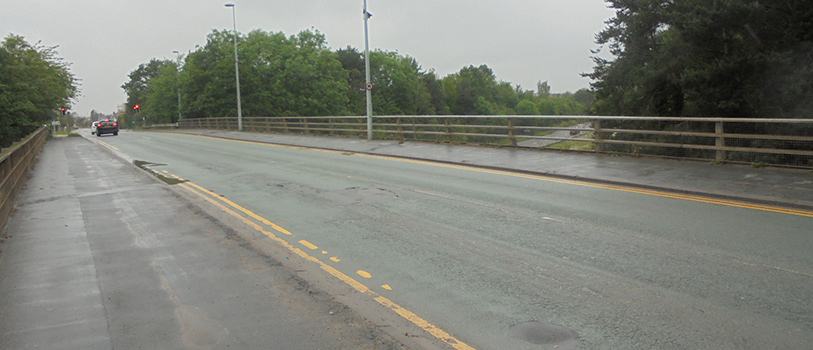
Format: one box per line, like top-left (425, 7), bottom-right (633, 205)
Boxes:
top-left (363, 0), bottom-right (373, 140)
top-left (173, 50), bottom-right (182, 123)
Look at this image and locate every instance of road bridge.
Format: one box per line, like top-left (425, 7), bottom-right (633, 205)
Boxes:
top-left (2, 129), bottom-right (811, 350)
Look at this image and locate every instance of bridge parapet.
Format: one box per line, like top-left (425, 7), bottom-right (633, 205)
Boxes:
top-left (1, 126), bottom-right (48, 231)
top-left (179, 116), bottom-right (813, 169)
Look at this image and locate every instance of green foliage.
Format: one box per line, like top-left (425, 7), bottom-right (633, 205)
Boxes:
top-left (515, 100), bottom-right (539, 115)
top-left (336, 46), bottom-right (366, 116)
top-left (123, 29), bottom-right (590, 124)
top-left (170, 29), bottom-right (348, 119)
top-left (0, 34), bottom-right (77, 148)
top-left (588, 0), bottom-right (813, 119)
top-left (178, 30), bottom-right (235, 119)
top-left (122, 58), bottom-right (171, 116)
top-left (369, 51), bottom-right (434, 115)
top-left (143, 63), bottom-right (180, 124)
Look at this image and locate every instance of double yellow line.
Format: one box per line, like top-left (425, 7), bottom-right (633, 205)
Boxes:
top-left (141, 164), bottom-right (476, 350)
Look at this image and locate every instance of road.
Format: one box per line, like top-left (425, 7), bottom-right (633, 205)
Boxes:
top-left (8, 129), bottom-right (813, 349)
top-left (516, 123), bottom-right (589, 148)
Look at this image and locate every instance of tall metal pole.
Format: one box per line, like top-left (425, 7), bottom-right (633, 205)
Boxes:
top-left (172, 50), bottom-right (182, 123)
top-left (363, 0), bottom-right (373, 140)
top-left (226, 3), bottom-right (243, 131)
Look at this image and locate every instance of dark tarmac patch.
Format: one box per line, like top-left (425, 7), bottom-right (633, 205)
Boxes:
top-left (134, 160), bottom-right (187, 185)
top-left (509, 321), bottom-right (579, 348)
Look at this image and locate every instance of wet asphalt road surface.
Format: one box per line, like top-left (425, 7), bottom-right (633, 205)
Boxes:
top-left (3, 129), bottom-right (812, 350)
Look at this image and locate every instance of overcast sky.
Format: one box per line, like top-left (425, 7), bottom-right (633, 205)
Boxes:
top-left (2, 1), bottom-right (615, 117)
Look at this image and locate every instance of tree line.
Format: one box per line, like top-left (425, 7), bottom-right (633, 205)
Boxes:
top-left (121, 29), bottom-right (592, 126)
top-left (0, 35), bottom-right (78, 149)
top-left (587, 0), bottom-right (812, 119)
top-left (583, 0), bottom-right (812, 163)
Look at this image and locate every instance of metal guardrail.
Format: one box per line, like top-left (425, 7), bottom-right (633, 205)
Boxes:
top-left (146, 123), bottom-right (180, 129)
top-left (179, 116), bottom-right (813, 168)
top-left (1, 126), bottom-right (49, 232)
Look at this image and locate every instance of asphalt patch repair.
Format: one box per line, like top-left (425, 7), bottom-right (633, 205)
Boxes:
top-left (509, 321), bottom-right (579, 349)
top-left (134, 160), bottom-right (187, 185)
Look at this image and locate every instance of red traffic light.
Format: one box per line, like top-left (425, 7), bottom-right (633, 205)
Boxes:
top-left (61, 107), bottom-right (67, 115)
top-left (133, 104), bottom-right (140, 110)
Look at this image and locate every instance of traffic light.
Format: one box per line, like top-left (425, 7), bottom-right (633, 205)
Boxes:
top-left (61, 107), bottom-right (67, 115)
top-left (133, 104), bottom-right (140, 112)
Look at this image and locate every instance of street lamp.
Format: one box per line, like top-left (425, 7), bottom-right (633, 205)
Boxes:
top-left (172, 50), bottom-right (182, 123)
top-left (363, 0), bottom-right (373, 140)
top-left (225, 3), bottom-right (243, 131)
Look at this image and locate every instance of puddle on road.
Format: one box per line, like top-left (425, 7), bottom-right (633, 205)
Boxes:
top-left (134, 160), bottom-right (187, 185)
top-left (509, 321), bottom-right (579, 348)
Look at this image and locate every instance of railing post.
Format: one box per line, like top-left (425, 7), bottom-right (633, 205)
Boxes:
top-left (445, 118), bottom-right (452, 143)
top-left (329, 118), bottom-right (335, 136)
top-left (304, 118), bottom-right (310, 135)
top-left (508, 118), bottom-right (517, 146)
top-left (593, 119), bottom-right (603, 153)
top-left (715, 120), bottom-right (726, 162)
top-left (397, 117), bottom-right (404, 141)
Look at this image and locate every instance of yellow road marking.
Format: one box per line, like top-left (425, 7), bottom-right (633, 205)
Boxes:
top-left (184, 181), bottom-right (294, 235)
top-left (382, 284), bottom-right (392, 291)
top-left (330, 257), bottom-right (341, 262)
top-left (174, 179), bottom-right (475, 350)
top-left (299, 240), bottom-right (318, 250)
top-left (375, 296), bottom-right (476, 350)
top-left (171, 132), bottom-right (812, 218)
top-left (357, 270), bottom-right (372, 278)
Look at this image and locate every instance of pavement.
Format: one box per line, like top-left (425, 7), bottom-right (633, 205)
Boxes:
top-left (167, 129), bottom-right (813, 210)
top-left (0, 136), bottom-right (409, 349)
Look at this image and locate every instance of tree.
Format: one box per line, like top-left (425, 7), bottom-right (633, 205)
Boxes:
top-left (447, 65), bottom-right (497, 115)
top-left (336, 46), bottom-right (366, 116)
top-left (536, 81), bottom-right (551, 97)
top-left (179, 30), bottom-right (235, 119)
top-left (368, 51), bottom-right (433, 115)
top-left (515, 99), bottom-right (540, 115)
top-left (177, 29), bottom-right (348, 119)
top-left (587, 0), bottom-right (813, 118)
top-left (143, 63), bottom-right (180, 124)
top-left (122, 59), bottom-right (171, 115)
top-left (0, 34), bottom-right (77, 148)
top-left (572, 89), bottom-right (594, 113)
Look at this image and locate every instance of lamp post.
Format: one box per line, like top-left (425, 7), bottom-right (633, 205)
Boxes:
top-left (363, 0), bottom-right (373, 140)
top-left (172, 50), bottom-right (182, 123)
top-left (225, 3), bottom-right (243, 131)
